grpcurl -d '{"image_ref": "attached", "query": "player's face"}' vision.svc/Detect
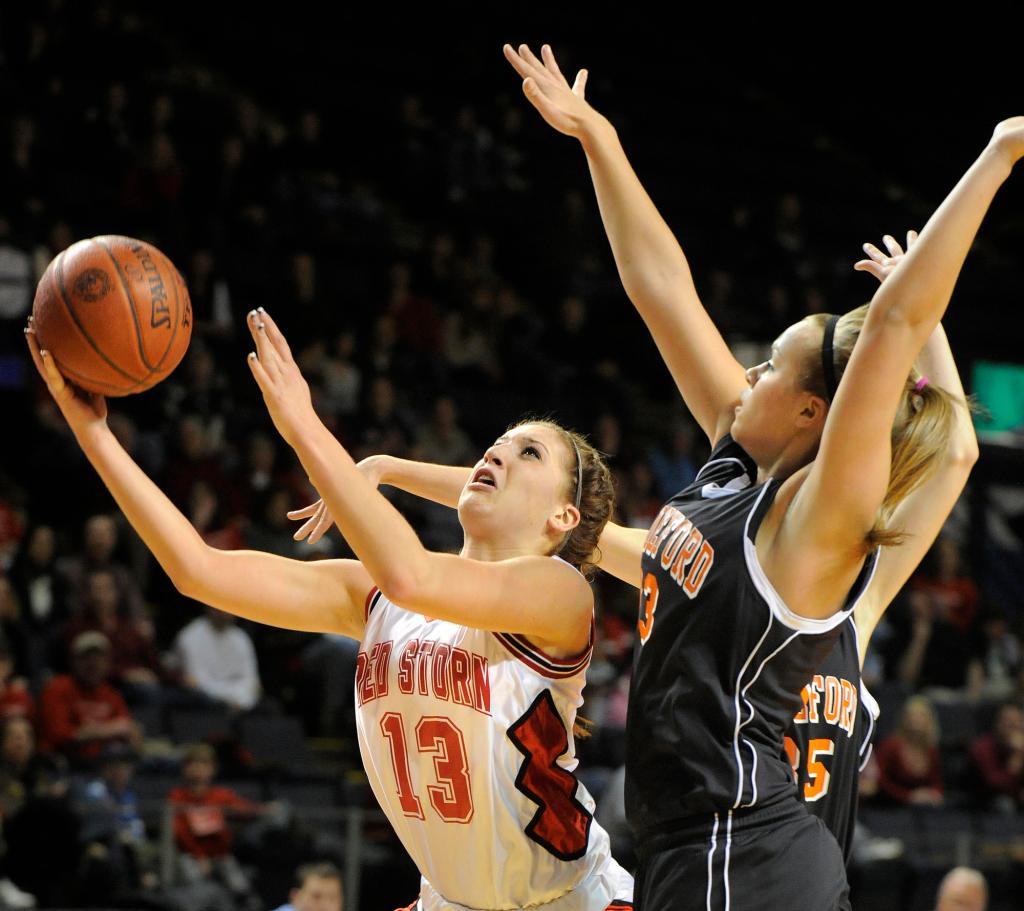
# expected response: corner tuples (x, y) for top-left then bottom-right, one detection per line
(731, 319), (823, 463)
(458, 423), (576, 546)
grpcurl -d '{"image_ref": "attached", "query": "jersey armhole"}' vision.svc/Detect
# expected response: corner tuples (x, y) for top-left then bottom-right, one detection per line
(743, 484), (881, 634)
(493, 617), (595, 680)
(364, 586), (382, 620)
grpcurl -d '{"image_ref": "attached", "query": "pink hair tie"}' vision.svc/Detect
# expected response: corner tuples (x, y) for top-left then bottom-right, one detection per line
(914, 376), (930, 392)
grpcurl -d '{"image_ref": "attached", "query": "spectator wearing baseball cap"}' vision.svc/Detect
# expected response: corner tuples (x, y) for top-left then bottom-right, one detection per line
(38, 631), (141, 767)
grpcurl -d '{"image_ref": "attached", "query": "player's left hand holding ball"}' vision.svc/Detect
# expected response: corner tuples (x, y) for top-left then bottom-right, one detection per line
(246, 308), (319, 448)
(25, 317), (109, 444)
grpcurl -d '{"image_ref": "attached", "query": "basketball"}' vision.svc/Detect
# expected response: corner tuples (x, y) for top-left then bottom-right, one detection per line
(31, 235), (193, 396)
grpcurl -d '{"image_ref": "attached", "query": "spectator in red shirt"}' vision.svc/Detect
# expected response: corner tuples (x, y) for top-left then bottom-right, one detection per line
(875, 695), (944, 806)
(167, 742), (263, 907)
(970, 702), (1024, 813)
(0, 639), (33, 724)
(38, 631), (141, 766)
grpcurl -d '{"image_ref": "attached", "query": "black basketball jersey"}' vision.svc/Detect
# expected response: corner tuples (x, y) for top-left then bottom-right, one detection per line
(625, 435), (878, 840)
(784, 617), (880, 862)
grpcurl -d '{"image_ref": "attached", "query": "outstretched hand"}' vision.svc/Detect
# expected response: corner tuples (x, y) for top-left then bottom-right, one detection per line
(288, 455), (390, 543)
(503, 43), (594, 138)
(24, 318), (108, 439)
(245, 308), (319, 448)
(854, 231), (917, 284)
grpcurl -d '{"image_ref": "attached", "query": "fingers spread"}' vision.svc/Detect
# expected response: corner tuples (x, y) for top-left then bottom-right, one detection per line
(287, 503), (320, 520)
(906, 229), (919, 248)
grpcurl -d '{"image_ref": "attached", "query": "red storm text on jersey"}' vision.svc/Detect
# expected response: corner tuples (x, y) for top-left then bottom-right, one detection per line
(355, 638), (491, 715)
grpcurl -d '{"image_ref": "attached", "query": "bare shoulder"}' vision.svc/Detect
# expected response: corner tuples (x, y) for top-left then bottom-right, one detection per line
(512, 554), (593, 658)
(522, 552), (593, 601)
(758, 465), (870, 621)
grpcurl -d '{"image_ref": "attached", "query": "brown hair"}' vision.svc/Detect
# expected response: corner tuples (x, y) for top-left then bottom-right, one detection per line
(294, 861), (343, 890)
(508, 418), (615, 579)
(801, 305), (962, 550)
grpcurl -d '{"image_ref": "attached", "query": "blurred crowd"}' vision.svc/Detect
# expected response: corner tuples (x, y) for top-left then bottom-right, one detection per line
(0, 3), (1023, 910)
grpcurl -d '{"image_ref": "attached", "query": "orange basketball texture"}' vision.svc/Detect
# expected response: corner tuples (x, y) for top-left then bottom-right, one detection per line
(32, 236), (192, 395)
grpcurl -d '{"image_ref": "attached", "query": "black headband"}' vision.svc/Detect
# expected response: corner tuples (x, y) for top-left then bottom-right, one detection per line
(821, 315), (840, 404)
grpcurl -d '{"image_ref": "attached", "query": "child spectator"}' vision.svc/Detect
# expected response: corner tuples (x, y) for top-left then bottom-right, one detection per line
(167, 743), (263, 910)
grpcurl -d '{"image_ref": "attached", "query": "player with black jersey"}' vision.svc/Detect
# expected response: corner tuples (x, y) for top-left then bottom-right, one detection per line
(785, 234), (978, 862)
(504, 43), (1018, 911)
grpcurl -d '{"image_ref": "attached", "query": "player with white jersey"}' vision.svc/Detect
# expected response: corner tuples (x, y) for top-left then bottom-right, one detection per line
(357, 584), (630, 911)
(28, 306), (632, 911)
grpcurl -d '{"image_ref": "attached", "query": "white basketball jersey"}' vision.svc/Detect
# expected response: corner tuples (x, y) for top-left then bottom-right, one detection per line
(355, 582), (633, 911)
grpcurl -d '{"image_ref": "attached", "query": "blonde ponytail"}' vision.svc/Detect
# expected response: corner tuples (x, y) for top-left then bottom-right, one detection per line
(803, 305), (964, 550)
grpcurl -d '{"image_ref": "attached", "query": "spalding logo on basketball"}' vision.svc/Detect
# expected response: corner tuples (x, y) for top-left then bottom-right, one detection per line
(32, 236), (193, 396)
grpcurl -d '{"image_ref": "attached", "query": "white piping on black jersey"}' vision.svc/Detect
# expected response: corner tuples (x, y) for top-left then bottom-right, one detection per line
(742, 484), (880, 634)
(705, 813), (720, 911)
(734, 630), (801, 808)
(723, 810), (733, 911)
(694, 456), (754, 486)
(849, 614), (882, 772)
(857, 678), (881, 772)
(731, 613), (773, 809)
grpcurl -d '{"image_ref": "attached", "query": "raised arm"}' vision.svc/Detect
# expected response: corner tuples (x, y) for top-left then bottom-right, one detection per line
(849, 234), (979, 661)
(247, 310), (592, 656)
(503, 43), (747, 443)
(288, 456), (472, 544)
(777, 122), (1022, 612)
(26, 327), (371, 640)
(291, 454), (649, 589)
